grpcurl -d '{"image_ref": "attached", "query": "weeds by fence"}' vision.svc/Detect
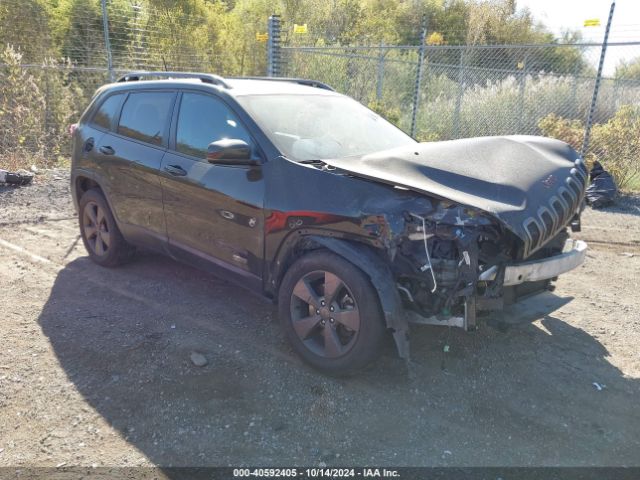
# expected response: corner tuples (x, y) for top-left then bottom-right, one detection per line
(281, 44), (637, 128)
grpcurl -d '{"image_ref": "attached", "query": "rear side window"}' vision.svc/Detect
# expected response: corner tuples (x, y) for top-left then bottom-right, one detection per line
(91, 93), (124, 130)
(117, 92), (175, 146)
(176, 93), (253, 159)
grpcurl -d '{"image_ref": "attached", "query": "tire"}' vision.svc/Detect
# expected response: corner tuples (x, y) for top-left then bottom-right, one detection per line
(78, 188), (135, 267)
(278, 250), (386, 375)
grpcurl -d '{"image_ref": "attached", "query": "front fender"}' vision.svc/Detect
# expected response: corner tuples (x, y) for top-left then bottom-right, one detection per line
(309, 236), (409, 359)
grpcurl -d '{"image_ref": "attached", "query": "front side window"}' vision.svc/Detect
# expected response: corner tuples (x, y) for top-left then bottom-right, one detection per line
(91, 93), (124, 130)
(176, 93), (253, 159)
(117, 92), (175, 146)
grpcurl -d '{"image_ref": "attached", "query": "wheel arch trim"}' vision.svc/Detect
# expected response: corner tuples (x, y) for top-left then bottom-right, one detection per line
(72, 170), (121, 225)
(306, 235), (409, 359)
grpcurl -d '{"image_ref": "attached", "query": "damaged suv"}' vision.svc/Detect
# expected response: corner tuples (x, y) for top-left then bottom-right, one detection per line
(71, 72), (588, 374)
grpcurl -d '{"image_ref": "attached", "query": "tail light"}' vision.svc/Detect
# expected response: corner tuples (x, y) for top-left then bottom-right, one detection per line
(68, 123), (78, 137)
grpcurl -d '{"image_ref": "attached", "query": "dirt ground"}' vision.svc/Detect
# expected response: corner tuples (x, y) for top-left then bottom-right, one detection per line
(0, 169), (639, 469)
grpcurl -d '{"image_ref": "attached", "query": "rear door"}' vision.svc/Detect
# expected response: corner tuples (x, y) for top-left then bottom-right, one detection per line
(74, 91), (125, 196)
(97, 90), (176, 248)
(160, 91), (265, 285)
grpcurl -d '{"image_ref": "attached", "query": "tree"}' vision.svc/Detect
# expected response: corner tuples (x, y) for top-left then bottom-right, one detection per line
(0, 0), (54, 62)
(615, 57), (640, 81)
(54, 0), (104, 66)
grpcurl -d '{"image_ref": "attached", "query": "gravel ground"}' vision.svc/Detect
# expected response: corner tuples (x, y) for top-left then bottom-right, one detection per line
(0, 169), (639, 469)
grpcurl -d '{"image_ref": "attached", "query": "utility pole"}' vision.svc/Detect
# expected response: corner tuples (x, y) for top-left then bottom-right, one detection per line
(267, 15), (282, 77)
(410, 15), (428, 138)
(101, 0), (114, 82)
(376, 43), (386, 101)
(582, 1), (615, 156)
(132, 2), (142, 70)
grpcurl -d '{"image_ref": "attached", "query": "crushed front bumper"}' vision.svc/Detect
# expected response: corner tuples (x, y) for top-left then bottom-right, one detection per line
(407, 239), (588, 332)
(479, 239), (588, 286)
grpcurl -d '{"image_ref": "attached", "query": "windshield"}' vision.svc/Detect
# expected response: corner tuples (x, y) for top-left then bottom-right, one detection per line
(236, 94), (416, 161)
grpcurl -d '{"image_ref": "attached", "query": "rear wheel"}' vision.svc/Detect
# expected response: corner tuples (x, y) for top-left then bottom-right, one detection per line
(278, 250), (386, 375)
(79, 188), (135, 267)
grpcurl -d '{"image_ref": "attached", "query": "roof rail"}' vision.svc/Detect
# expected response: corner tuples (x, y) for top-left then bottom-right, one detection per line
(231, 76), (335, 91)
(116, 71), (231, 89)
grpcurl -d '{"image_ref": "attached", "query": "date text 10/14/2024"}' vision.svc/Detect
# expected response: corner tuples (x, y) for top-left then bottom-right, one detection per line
(233, 468), (401, 478)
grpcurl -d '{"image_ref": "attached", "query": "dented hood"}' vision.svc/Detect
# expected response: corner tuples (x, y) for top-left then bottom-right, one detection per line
(322, 135), (587, 254)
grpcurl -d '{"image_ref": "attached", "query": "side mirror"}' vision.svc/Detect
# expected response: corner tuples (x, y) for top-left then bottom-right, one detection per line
(207, 139), (257, 165)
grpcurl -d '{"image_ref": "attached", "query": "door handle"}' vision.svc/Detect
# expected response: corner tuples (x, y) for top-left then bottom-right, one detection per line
(99, 145), (115, 155)
(164, 164), (187, 176)
(83, 138), (94, 153)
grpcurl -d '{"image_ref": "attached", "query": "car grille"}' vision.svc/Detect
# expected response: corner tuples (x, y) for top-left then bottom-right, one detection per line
(522, 158), (588, 258)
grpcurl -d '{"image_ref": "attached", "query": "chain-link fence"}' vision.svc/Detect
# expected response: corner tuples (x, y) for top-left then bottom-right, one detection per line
(278, 36), (640, 188)
(281, 42), (639, 130)
(1, 0), (639, 188)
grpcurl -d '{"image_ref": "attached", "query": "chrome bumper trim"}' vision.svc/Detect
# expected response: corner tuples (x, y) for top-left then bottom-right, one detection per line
(479, 240), (587, 286)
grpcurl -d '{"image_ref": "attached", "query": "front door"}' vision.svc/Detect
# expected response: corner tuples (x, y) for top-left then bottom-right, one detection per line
(160, 92), (265, 283)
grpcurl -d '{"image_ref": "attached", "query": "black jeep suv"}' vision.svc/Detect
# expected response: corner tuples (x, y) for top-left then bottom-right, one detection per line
(71, 72), (588, 374)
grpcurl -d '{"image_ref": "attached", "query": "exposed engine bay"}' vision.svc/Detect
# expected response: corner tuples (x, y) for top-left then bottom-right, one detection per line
(388, 200), (584, 332)
(393, 202), (568, 329)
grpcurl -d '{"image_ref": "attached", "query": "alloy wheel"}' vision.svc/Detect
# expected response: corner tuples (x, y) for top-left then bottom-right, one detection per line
(289, 270), (361, 358)
(82, 201), (111, 257)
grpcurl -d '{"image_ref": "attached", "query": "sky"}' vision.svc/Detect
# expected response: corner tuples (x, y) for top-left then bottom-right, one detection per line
(516, 0), (640, 75)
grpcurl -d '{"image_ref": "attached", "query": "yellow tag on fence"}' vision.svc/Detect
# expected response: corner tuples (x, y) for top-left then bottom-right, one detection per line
(293, 23), (308, 34)
(256, 32), (269, 42)
(583, 19), (601, 27)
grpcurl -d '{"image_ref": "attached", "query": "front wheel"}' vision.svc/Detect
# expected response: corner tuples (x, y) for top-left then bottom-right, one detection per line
(278, 250), (386, 375)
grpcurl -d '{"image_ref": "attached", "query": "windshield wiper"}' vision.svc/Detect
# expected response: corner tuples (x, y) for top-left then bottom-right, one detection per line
(299, 159), (326, 165)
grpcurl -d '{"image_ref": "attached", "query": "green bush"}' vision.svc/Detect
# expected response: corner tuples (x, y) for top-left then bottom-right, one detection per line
(538, 113), (584, 152)
(0, 45), (47, 168)
(0, 44), (87, 170)
(368, 100), (402, 127)
(36, 57), (87, 161)
(539, 106), (640, 190)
